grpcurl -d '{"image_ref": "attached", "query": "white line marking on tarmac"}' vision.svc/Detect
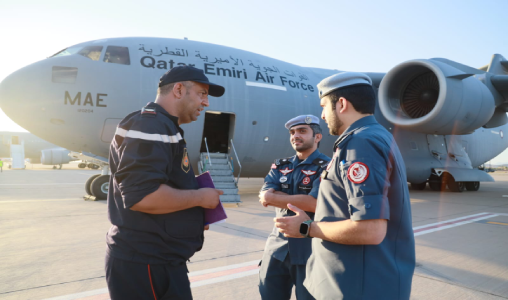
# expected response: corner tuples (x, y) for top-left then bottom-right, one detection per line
(413, 212), (498, 236)
(43, 288), (108, 300)
(43, 212), (501, 300)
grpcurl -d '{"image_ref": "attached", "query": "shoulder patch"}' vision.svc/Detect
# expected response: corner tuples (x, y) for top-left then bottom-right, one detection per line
(347, 162), (369, 184)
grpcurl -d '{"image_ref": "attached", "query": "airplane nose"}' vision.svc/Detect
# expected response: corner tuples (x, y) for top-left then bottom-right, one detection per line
(0, 69), (27, 128)
(0, 61), (56, 133)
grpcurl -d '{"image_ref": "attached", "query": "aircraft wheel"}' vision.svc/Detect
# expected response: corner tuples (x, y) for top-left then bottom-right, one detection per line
(92, 164), (100, 170)
(85, 174), (101, 196)
(91, 175), (110, 200)
(447, 177), (465, 193)
(428, 180), (442, 191)
(78, 163), (86, 168)
(53, 165), (57, 169)
(465, 181), (480, 191)
(411, 182), (427, 190)
(87, 163), (94, 168)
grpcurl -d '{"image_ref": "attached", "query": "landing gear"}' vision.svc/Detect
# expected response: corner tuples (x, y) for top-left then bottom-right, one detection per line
(52, 164), (62, 170)
(465, 181), (480, 191)
(78, 162), (86, 168)
(443, 173), (465, 193)
(428, 174), (444, 191)
(85, 174), (101, 196)
(90, 175), (110, 200)
(411, 182), (427, 190)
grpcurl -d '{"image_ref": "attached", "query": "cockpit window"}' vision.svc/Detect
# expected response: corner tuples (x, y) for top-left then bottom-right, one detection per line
(77, 46), (103, 61)
(50, 46), (82, 58)
(103, 46), (130, 65)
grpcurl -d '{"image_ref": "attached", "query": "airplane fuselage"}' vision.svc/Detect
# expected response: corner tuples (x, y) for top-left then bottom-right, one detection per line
(1, 37), (507, 182)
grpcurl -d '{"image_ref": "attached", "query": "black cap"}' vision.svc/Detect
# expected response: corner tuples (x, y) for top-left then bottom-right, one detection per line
(159, 66), (225, 97)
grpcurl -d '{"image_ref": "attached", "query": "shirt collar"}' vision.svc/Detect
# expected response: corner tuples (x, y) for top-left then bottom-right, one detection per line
(291, 149), (322, 166)
(334, 115), (377, 148)
(146, 102), (180, 125)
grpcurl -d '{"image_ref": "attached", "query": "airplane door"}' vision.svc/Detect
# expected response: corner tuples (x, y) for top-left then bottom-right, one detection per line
(200, 112), (235, 154)
(426, 134), (447, 161)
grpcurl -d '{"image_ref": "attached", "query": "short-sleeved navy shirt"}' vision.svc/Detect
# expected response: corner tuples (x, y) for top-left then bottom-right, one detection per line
(106, 102), (204, 265)
(261, 149), (330, 265)
(304, 116), (415, 299)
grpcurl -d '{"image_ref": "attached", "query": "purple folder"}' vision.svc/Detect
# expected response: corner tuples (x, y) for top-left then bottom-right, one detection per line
(196, 171), (228, 225)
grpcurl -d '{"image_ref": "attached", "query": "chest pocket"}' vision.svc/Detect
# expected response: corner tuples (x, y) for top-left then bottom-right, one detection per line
(280, 172), (293, 193)
(338, 160), (352, 183)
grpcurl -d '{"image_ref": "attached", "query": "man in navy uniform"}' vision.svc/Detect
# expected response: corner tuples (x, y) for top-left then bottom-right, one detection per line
(258, 115), (330, 300)
(275, 72), (415, 299)
(105, 66), (225, 300)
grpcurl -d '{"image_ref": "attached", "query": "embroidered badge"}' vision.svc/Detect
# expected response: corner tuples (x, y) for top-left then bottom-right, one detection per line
(280, 176), (288, 183)
(279, 167), (294, 176)
(347, 162), (369, 184)
(302, 176), (311, 185)
(302, 170), (317, 176)
(181, 148), (190, 173)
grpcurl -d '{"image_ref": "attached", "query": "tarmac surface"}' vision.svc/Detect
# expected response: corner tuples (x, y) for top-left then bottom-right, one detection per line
(1, 162), (508, 299)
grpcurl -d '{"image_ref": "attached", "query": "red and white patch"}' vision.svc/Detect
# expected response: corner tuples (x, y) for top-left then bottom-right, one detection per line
(302, 176), (311, 185)
(271, 163), (277, 169)
(347, 162), (369, 184)
(301, 170), (317, 176)
(279, 167), (294, 176)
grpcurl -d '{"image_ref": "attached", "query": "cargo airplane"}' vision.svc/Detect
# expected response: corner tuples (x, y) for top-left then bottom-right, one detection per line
(1, 37), (507, 199)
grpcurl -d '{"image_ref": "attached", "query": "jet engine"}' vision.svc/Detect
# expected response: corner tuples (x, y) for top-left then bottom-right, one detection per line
(40, 148), (71, 165)
(378, 59), (496, 135)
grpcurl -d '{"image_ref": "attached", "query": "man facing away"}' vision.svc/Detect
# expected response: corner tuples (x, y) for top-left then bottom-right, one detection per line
(275, 72), (415, 300)
(258, 115), (330, 300)
(105, 66), (225, 300)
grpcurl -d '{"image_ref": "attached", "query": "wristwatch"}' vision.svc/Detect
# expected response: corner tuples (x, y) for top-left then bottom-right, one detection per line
(299, 219), (314, 238)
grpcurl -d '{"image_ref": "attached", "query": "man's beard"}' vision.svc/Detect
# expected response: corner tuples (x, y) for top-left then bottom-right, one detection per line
(292, 137), (315, 152)
(328, 112), (343, 136)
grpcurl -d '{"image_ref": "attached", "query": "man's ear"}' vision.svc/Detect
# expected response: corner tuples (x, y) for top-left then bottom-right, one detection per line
(315, 133), (323, 144)
(337, 97), (348, 114)
(173, 82), (185, 99)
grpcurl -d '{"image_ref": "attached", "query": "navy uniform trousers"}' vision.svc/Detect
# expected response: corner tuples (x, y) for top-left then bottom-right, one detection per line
(105, 252), (192, 300)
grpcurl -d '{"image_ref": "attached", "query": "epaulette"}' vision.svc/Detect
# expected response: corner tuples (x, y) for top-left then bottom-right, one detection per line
(274, 157), (292, 166)
(312, 157), (330, 169)
(141, 104), (157, 117)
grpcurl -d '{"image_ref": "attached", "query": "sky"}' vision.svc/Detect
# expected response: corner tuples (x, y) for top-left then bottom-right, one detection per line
(1, 0), (507, 162)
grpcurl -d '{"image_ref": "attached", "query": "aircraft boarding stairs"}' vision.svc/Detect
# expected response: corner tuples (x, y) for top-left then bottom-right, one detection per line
(198, 152), (241, 205)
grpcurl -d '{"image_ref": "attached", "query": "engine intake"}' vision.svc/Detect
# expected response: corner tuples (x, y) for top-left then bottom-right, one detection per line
(41, 148), (71, 165)
(379, 59), (495, 135)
